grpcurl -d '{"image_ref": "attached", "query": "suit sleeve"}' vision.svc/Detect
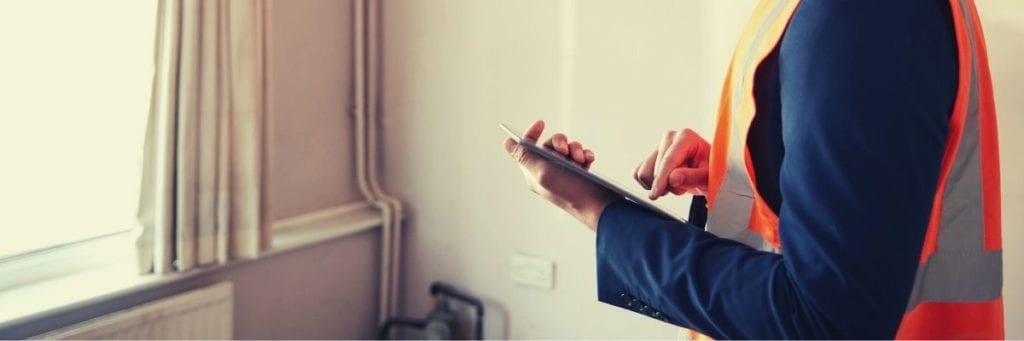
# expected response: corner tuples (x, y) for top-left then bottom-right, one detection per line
(594, 1), (957, 339)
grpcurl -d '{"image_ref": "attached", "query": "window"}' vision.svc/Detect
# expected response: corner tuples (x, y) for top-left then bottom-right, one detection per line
(0, 1), (157, 260)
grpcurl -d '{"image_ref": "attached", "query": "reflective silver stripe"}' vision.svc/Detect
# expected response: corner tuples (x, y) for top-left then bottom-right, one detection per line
(730, 0), (789, 120)
(709, 183), (760, 248)
(905, 251), (1002, 311)
(706, 0), (787, 252)
(904, 0), (1001, 311)
(706, 101), (760, 247)
(939, 0), (984, 253)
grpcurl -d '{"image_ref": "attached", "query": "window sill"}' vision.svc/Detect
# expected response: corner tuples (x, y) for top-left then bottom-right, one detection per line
(0, 256), (149, 328)
(0, 201), (385, 335)
(0, 230), (139, 322)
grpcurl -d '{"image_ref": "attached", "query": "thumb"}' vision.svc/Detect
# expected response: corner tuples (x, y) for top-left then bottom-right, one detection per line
(668, 167), (708, 192)
(504, 137), (535, 166)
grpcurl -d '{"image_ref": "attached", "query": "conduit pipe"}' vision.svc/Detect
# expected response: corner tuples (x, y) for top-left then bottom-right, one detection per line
(353, 0), (404, 324)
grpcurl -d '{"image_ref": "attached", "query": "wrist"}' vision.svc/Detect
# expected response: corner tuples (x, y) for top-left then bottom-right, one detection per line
(565, 190), (617, 232)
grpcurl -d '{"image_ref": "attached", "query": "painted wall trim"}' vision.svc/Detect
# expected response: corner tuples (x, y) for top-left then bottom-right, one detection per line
(270, 201), (385, 252)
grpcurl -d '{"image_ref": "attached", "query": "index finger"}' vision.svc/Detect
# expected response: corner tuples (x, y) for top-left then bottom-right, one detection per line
(650, 134), (695, 199)
(523, 119), (545, 143)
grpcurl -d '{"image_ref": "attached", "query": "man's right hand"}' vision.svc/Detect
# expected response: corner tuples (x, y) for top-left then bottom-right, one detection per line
(633, 129), (711, 199)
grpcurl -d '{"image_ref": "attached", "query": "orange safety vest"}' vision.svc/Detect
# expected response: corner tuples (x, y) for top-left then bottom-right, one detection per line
(693, 0), (1004, 339)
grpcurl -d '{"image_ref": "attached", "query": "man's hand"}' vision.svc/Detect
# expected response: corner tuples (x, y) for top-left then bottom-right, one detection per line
(503, 119), (618, 231)
(634, 129), (711, 199)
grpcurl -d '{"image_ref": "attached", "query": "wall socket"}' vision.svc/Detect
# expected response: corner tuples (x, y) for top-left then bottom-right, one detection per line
(509, 253), (555, 290)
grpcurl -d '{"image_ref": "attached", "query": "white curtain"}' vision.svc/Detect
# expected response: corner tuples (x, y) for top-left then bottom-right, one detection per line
(137, 0), (266, 274)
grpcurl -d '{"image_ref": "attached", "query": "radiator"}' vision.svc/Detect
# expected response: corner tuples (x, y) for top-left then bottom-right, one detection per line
(38, 282), (234, 340)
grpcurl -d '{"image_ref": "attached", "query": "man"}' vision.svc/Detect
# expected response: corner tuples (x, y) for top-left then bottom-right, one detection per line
(502, 0), (1003, 339)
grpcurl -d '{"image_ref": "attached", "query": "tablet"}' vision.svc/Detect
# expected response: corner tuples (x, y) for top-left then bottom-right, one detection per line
(500, 123), (687, 223)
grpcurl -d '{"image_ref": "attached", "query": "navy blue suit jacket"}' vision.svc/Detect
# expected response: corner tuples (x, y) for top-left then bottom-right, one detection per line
(595, 1), (957, 339)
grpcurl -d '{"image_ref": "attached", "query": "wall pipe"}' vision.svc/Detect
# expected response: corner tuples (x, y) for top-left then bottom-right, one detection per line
(353, 0), (404, 324)
(368, 0), (405, 319)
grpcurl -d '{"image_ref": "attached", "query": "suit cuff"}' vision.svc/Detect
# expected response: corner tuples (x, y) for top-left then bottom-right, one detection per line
(595, 199), (674, 324)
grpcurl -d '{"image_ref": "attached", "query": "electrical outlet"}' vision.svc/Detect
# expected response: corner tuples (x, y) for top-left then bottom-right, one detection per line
(509, 253), (555, 290)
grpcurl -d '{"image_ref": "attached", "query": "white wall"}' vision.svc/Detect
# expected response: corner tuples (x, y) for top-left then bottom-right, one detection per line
(382, 0), (1024, 338)
(976, 1), (1024, 337)
(382, 1), (707, 339)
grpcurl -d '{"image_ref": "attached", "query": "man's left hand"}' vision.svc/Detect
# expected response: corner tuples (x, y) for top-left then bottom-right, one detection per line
(502, 119), (617, 231)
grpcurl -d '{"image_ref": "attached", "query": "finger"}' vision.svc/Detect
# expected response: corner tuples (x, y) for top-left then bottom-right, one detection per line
(503, 137), (517, 154)
(651, 132), (675, 179)
(543, 133), (568, 155)
(668, 166), (710, 195)
(649, 131), (677, 198)
(504, 137), (530, 166)
(523, 119), (545, 142)
(583, 150), (595, 170)
(547, 133), (569, 155)
(635, 149), (657, 190)
(650, 135), (685, 199)
(651, 130), (698, 199)
(569, 141), (585, 164)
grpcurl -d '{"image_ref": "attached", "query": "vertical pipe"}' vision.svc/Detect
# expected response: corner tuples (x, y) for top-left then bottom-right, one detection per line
(354, 0), (403, 324)
(352, 0), (387, 323)
(365, 0), (404, 319)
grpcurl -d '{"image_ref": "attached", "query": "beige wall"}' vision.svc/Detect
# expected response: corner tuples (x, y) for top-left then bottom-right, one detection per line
(254, 0), (381, 337)
(210, 230), (380, 339)
(266, 0), (362, 221)
(382, 0), (1024, 338)
(227, 231), (380, 339)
